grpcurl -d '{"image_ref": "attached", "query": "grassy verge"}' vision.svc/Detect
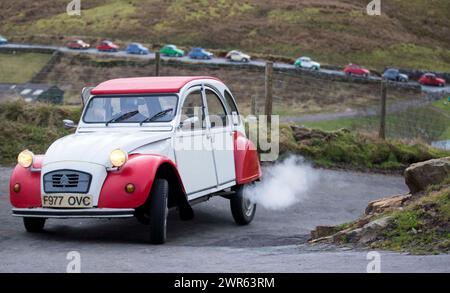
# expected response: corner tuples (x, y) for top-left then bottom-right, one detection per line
(0, 101), (81, 165)
(0, 52), (52, 83)
(279, 125), (450, 171)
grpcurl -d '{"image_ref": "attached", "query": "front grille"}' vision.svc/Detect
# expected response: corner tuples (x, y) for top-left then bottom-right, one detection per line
(43, 170), (91, 193)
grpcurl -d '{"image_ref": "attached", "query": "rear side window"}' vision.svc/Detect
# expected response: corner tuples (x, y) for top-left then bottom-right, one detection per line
(224, 90), (240, 124)
(205, 89), (227, 128)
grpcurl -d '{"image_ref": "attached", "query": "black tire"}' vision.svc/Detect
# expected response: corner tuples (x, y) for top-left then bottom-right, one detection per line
(230, 184), (256, 225)
(23, 217), (46, 232)
(148, 178), (169, 244)
(242, 58), (249, 63)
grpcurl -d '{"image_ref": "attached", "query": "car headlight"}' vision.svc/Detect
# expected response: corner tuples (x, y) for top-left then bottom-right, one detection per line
(17, 150), (34, 168)
(110, 149), (127, 168)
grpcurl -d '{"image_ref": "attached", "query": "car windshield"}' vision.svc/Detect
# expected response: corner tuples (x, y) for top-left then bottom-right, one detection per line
(83, 95), (178, 124)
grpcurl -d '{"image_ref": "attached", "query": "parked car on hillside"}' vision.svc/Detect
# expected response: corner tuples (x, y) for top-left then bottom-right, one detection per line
(226, 50), (251, 62)
(160, 44), (184, 57)
(66, 39), (90, 50)
(382, 68), (408, 82)
(188, 47), (213, 60)
(418, 73), (446, 87)
(344, 64), (370, 77)
(126, 43), (149, 55)
(96, 40), (119, 52)
(9, 76), (261, 244)
(294, 56), (320, 70)
(0, 35), (8, 45)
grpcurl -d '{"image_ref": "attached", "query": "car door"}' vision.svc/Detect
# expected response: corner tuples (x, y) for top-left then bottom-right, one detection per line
(204, 87), (236, 186)
(174, 87), (217, 197)
(302, 58), (311, 68)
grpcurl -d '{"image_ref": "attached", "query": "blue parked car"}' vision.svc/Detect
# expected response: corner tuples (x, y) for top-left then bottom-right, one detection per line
(0, 35), (8, 45)
(188, 47), (213, 59)
(126, 43), (150, 55)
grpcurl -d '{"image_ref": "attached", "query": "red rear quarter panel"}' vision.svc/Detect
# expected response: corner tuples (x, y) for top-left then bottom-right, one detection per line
(233, 131), (262, 184)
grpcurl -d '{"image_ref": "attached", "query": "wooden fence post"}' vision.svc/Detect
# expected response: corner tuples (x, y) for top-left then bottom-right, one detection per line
(251, 95), (257, 116)
(155, 51), (160, 76)
(264, 61), (273, 125)
(379, 80), (387, 139)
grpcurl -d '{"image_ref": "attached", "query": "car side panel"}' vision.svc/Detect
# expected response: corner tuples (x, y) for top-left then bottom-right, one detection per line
(98, 154), (185, 208)
(10, 156), (44, 208)
(233, 131), (261, 184)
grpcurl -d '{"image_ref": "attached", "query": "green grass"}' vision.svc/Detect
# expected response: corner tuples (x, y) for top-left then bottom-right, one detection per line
(300, 103), (450, 141)
(11, 1), (138, 37)
(376, 185), (450, 254)
(353, 44), (450, 72)
(0, 101), (81, 165)
(279, 125), (450, 171)
(0, 52), (52, 83)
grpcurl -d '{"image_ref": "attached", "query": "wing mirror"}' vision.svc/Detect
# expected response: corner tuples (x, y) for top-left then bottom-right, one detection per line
(63, 119), (77, 129)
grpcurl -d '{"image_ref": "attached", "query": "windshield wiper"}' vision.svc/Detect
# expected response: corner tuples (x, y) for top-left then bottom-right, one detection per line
(106, 110), (139, 126)
(139, 108), (173, 126)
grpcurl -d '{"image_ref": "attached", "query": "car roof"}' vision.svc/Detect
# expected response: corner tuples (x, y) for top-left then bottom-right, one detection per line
(91, 76), (222, 95)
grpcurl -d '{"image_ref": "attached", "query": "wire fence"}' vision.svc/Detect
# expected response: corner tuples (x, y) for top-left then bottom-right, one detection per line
(1, 49), (449, 147)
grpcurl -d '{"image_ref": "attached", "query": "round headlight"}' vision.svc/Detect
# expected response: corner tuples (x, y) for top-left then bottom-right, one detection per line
(110, 149), (127, 168)
(17, 150), (34, 168)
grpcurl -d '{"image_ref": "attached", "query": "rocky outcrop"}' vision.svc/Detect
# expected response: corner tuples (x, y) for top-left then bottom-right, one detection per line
(365, 193), (412, 215)
(310, 157), (450, 248)
(404, 157), (450, 193)
(310, 216), (393, 246)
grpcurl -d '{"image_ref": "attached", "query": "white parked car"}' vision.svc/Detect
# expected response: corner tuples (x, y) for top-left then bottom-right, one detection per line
(10, 76), (262, 244)
(294, 56), (320, 70)
(226, 50), (251, 62)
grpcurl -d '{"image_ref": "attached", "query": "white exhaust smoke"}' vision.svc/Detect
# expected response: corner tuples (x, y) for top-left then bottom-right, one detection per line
(244, 156), (319, 210)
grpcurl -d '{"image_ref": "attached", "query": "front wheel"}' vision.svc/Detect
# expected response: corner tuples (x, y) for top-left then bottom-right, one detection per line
(230, 184), (256, 225)
(148, 178), (169, 244)
(23, 217), (46, 232)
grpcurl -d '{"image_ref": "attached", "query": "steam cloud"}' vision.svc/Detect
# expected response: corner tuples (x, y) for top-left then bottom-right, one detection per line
(244, 156), (319, 210)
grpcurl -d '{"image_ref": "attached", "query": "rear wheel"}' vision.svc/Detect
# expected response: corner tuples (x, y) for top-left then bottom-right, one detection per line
(230, 184), (256, 225)
(23, 217), (46, 232)
(148, 178), (169, 244)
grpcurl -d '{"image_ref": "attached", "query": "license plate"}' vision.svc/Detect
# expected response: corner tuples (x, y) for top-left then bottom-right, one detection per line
(42, 194), (93, 208)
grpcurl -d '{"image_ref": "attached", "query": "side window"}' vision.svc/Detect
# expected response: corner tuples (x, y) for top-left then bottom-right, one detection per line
(205, 89), (227, 128)
(224, 90), (240, 124)
(181, 90), (205, 130)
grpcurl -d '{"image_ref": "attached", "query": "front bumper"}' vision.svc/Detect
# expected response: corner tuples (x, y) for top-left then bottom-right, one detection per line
(12, 208), (135, 219)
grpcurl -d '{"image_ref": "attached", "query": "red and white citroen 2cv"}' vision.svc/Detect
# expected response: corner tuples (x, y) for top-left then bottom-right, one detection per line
(10, 76), (261, 244)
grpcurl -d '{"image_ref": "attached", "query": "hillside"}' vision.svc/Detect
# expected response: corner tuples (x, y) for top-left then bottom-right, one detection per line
(1, 0), (450, 72)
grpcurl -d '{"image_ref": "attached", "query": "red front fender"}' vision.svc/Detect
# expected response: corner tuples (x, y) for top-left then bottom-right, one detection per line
(10, 156), (43, 208)
(98, 154), (185, 208)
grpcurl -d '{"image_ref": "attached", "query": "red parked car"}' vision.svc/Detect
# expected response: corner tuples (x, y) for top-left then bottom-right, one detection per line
(96, 40), (119, 52)
(344, 64), (370, 77)
(66, 39), (90, 50)
(418, 73), (446, 87)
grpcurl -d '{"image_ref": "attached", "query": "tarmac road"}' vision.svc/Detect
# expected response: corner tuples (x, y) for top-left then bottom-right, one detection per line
(2, 43), (450, 94)
(0, 166), (449, 272)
